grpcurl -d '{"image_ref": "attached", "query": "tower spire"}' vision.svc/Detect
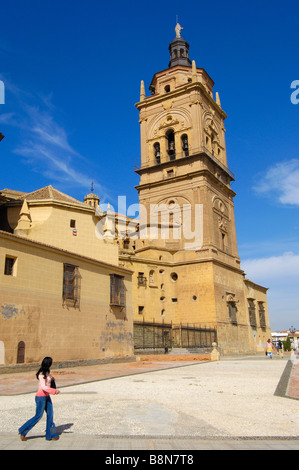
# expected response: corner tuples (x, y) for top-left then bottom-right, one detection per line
(140, 80), (146, 101)
(169, 23), (191, 68)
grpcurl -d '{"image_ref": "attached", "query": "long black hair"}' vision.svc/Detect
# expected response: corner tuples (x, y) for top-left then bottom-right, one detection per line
(36, 357), (53, 380)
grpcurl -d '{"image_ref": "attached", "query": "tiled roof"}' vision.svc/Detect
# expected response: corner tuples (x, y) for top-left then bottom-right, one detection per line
(0, 188), (28, 200)
(1, 185), (93, 209)
(21, 185), (86, 206)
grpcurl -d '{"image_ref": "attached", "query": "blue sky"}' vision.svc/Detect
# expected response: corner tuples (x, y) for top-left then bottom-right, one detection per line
(0, 0), (298, 331)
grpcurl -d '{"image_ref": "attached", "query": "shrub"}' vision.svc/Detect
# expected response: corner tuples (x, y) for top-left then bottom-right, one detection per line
(283, 338), (292, 351)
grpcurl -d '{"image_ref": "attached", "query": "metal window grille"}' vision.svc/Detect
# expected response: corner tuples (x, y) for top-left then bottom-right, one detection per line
(63, 264), (80, 307)
(4, 257), (15, 276)
(248, 300), (257, 327)
(228, 301), (238, 324)
(137, 273), (147, 287)
(258, 302), (266, 329)
(110, 274), (125, 307)
(133, 320), (217, 350)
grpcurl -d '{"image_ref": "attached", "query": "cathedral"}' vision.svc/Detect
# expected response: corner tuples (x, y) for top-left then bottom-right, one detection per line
(0, 25), (270, 366)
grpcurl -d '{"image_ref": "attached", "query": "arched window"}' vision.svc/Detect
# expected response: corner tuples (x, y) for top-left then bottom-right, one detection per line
(149, 270), (155, 285)
(166, 130), (175, 161)
(181, 134), (189, 156)
(153, 142), (161, 164)
(17, 341), (25, 364)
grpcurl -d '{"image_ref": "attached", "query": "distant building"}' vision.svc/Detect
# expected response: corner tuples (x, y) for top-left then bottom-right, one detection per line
(272, 330), (298, 349)
(271, 332), (289, 348)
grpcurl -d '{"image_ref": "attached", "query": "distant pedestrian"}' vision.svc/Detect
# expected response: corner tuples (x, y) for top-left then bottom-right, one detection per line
(18, 357), (60, 441)
(266, 339), (273, 359)
(277, 340), (284, 359)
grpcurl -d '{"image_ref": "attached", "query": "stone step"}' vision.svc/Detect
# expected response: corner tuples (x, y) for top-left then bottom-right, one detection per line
(169, 347), (211, 355)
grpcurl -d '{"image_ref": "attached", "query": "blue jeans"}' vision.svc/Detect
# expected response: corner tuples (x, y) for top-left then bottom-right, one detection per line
(19, 396), (58, 440)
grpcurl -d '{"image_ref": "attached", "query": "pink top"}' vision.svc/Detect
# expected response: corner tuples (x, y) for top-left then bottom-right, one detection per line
(36, 373), (59, 397)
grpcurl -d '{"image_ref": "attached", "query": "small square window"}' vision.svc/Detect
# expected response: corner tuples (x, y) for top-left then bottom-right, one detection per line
(138, 306), (144, 315)
(137, 272), (147, 286)
(4, 256), (16, 276)
(70, 219), (76, 228)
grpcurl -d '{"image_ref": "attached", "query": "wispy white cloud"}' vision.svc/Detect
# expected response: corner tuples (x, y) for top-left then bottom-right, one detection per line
(1, 76), (110, 200)
(250, 160), (299, 328)
(254, 159), (299, 206)
(23, 105), (80, 156)
(14, 106), (98, 190)
(15, 142), (93, 189)
(0, 112), (18, 126)
(239, 237), (299, 259)
(37, 91), (56, 110)
(242, 251), (299, 281)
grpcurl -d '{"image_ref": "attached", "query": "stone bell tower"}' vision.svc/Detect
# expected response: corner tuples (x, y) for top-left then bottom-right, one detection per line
(135, 24), (239, 269)
(127, 24), (270, 355)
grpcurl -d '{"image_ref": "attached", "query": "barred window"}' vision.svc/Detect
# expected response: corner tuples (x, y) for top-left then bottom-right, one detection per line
(248, 299), (257, 328)
(63, 264), (80, 307)
(228, 301), (237, 324)
(258, 302), (266, 329)
(110, 274), (125, 307)
(4, 256), (16, 276)
(137, 272), (147, 287)
(123, 239), (130, 250)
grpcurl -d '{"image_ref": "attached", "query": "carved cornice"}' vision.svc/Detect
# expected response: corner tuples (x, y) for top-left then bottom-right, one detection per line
(135, 82), (227, 120)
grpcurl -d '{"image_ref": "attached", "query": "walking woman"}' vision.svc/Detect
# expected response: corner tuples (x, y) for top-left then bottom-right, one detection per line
(266, 339), (273, 359)
(18, 357), (60, 441)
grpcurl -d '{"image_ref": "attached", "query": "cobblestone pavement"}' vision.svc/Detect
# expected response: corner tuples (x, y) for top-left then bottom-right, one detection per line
(0, 355), (298, 450)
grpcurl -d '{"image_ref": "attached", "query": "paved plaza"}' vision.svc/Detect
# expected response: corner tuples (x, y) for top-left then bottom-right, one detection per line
(0, 355), (298, 450)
